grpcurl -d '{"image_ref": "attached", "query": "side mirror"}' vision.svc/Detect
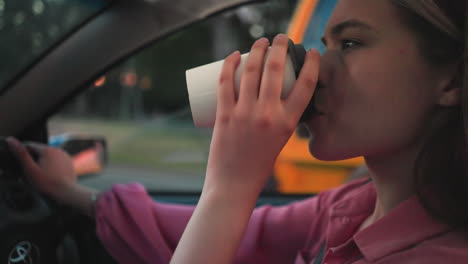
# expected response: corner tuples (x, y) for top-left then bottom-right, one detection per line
(49, 134), (108, 177)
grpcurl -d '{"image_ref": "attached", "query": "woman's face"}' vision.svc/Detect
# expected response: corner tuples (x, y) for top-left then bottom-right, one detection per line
(306, 0), (445, 161)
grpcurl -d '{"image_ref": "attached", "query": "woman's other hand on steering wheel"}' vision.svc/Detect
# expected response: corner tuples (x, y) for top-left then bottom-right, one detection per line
(6, 137), (76, 200)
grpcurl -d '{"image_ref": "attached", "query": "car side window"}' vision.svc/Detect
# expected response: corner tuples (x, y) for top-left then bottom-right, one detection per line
(49, 1), (297, 193)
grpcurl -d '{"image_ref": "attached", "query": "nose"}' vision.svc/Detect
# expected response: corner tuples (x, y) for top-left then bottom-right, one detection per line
(317, 51), (336, 85)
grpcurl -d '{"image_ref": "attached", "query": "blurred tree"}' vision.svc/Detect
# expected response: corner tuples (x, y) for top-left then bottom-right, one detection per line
(129, 0), (299, 115)
(12, 0), (298, 120)
(0, 0), (107, 91)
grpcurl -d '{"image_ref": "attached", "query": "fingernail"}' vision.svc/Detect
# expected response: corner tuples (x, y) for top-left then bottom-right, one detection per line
(307, 49), (319, 57)
(6, 137), (17, 145)
(230, 50), (240, 57)
(6, 137), (20, 150)
(257, 38), (269, 44)
(276, 34), (288, 40)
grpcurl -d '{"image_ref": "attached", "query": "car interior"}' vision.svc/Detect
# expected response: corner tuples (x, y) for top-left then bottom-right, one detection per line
(0, 0), (313, 263)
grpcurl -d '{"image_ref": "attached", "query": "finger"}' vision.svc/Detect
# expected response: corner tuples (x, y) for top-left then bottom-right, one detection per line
(24, 143), (48, 162)
(238, 38), (269, 106)
(24, 142), (48, 154)
(258, 34), (289, 102)
(6, 137), (40, 173)
(217, 51), (241, 120)
(285, 49), (320, 119)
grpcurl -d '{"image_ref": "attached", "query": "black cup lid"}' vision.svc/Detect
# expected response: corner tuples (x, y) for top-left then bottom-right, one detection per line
(287, 39), (306, 78)
(286, 39), (318, 122)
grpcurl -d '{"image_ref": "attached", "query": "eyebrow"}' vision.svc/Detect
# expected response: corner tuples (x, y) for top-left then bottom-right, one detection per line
(321, 19), (377, 46)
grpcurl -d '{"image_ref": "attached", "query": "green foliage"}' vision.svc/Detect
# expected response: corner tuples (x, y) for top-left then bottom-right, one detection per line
(0, 0), (107, 90)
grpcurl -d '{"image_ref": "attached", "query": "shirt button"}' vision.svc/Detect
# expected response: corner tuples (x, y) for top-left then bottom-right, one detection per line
(341, 217), (350, 224)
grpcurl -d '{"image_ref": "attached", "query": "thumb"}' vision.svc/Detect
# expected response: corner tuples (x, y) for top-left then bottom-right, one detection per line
(6, 137), (40, 174)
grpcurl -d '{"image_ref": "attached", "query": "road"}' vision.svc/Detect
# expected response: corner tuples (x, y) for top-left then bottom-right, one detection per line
(78, 165), (205, 192)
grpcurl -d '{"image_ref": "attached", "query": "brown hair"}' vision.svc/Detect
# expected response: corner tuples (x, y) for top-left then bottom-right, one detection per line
(390, 0), (468, 232)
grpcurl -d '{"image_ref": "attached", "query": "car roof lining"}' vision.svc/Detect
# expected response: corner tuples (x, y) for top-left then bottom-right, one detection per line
(0, 0), (266, 136)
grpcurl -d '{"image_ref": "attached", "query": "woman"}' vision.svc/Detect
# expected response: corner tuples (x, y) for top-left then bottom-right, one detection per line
(7, 0), (468, 263)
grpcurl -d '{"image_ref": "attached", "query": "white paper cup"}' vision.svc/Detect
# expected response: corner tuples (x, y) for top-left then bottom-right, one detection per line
(186, 40), (308, 127)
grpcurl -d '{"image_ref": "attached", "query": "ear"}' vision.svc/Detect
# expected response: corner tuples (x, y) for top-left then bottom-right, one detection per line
(436, 65), (462, 107)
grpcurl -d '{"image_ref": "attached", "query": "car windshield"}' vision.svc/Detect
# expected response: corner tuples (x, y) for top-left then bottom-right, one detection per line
(0, 0), (110, 92)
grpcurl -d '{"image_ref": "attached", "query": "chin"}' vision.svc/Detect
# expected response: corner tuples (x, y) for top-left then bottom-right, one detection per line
(308, 137), (360, 161)
(308, 138), (337, 161)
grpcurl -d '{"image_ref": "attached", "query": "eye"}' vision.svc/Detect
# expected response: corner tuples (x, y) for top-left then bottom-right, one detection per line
(341, 39), (360, 50)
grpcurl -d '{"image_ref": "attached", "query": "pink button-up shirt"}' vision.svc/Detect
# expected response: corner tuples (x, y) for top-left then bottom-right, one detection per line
(96, 178), (468, 263)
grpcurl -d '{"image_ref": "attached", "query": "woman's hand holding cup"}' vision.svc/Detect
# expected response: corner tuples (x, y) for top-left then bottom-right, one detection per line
(204, 34), (320, 200)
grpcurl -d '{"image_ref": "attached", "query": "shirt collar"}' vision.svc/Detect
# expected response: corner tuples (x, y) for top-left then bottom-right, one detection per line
(353, 194), (450, 262)
(329, 180), (376, 217)
(325, 180), (376, 249)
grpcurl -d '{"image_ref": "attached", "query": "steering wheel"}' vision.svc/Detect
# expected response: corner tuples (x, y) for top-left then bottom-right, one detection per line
(0, 139), (88, 264)
(0, 138), (117, 264)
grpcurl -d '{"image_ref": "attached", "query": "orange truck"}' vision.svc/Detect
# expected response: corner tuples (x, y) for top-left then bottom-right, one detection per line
(273, 0), (365, 194)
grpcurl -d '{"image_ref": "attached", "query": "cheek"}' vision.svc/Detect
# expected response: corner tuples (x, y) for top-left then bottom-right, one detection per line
(349, 46), (433, 115)
(354, 54), (433, 150)
(310, 48), (435, 160)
